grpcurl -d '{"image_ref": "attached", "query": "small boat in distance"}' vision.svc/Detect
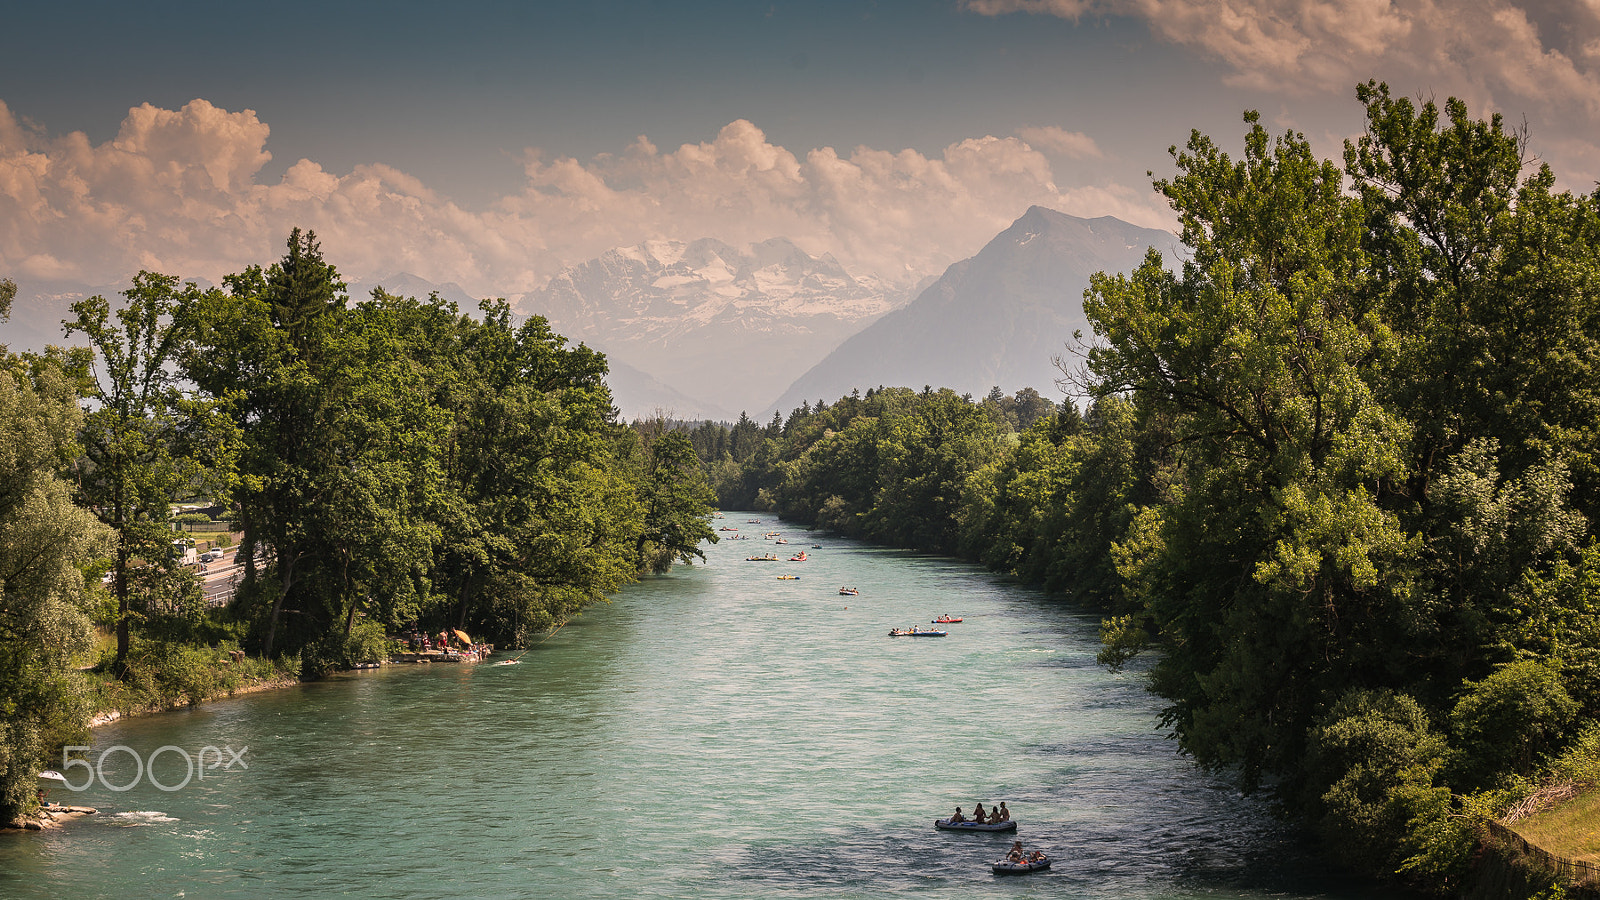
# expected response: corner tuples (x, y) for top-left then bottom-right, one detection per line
(839, 587), (859, 596)
(889, 628), (947, 637)
(933, 615), (962, 624)
(747, 554), (779, 561)
(788, 552), (808, 561)
(777, 575), (800, 580)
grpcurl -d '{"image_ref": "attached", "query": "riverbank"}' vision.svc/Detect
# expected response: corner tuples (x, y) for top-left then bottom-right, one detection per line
(88, 671), (303, 728)
(2, 805), (99, 833)
(1468, 820), (1600, 900)
(85, 644), (498, 728)
(1461, 784), (1600, 899)
(82, 643), (303, 730)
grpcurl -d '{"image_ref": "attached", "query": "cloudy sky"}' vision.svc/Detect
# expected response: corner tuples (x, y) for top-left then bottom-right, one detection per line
(3, 0), (1597, 301)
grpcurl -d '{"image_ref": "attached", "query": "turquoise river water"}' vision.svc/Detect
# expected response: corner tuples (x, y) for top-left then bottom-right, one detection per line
(0, 515), (1414, 899)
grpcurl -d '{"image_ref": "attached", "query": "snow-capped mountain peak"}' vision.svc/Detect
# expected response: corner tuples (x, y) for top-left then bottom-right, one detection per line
(516, 237), (917, 416)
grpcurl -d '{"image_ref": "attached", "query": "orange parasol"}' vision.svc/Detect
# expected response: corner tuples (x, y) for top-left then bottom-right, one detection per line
(453, 629), (471, 647)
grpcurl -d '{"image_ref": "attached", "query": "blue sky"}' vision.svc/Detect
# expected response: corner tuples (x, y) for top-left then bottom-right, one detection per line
(6, 2), (1241, 202)
(2, 0), (1596, 297)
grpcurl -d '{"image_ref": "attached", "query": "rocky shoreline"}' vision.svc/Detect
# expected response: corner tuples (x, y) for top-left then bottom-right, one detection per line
(2, 805), (98, 833)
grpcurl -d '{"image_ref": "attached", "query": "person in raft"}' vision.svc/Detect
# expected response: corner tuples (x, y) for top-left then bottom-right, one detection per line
(987, 805), (1003, 825)
(1007, 840), (1025, 862)
(997, 801), (1010, 822)
(949, 807), (966, 824)
(972, 802), (986, 823)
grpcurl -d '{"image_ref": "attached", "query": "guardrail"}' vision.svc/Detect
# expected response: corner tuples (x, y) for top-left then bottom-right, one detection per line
(1486, 819), (1600, 889)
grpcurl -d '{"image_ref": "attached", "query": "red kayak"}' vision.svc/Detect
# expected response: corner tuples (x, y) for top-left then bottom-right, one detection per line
(933, 616), (963, 624)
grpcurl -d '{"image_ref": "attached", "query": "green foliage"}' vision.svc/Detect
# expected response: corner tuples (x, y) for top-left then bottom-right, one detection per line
(89, 637), (295, 715)
(300, 618), (392, 679)
(1065, 83), (1600, 889)
(1306, 690), (1449, 873)
(1450, 660), (1579, 790)
(66, 272), (238, 672)
(1545, 721), (1600, 787)
(170, 232), (717, 658)
(1096, 614), (1148, 670)
(626, 425), (718, 574)
(4, 227), (723, 772)
(0, 340), (111, 823)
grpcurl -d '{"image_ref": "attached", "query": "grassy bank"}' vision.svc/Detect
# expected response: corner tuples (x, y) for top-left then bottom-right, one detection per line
(1515, 788), (1600, 864)
(1471, 728), (1600, 898)
(82, 640), (301, 725)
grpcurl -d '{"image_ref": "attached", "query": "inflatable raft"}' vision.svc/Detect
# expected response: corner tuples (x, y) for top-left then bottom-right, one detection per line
(935, 817), (1017, 833)
(992, 855), (1050, 875)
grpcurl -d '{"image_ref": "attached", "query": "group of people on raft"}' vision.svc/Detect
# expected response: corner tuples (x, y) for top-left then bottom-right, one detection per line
(1004, 840), (1047, 865)
(947, 801), (1009, 825)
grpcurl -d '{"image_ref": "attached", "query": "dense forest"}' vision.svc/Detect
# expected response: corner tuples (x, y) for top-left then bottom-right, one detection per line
(681, 85), (1600, 892)
(0, 232), (718, 823)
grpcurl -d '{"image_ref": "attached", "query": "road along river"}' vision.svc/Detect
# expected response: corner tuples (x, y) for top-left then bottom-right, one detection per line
(0, 515), (1414, 899)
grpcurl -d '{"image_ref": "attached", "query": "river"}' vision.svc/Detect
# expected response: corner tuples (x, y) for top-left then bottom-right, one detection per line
(1, 515), (1412, 899)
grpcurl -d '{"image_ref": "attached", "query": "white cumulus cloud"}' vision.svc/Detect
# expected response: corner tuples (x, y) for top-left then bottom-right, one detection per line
(1016, 126), (1104, 159)
(0, 100), (1173, 299)
(965, 0), (1600, 186)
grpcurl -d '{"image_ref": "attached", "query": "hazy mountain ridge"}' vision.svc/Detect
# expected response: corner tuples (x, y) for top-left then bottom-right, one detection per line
(1, 277), (228, 353)
(1, 281), (96, 352)
(765, 206), (1177, 415)
(346, 273), (482, 311)
(3, 273), (472, 355)
(516, 236), (922, 418)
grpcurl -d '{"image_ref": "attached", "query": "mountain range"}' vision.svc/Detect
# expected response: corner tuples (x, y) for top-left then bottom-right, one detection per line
(0, 279), (105, 352)
(512, 237), (921, 419)
(766, 207), (1176, 415)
